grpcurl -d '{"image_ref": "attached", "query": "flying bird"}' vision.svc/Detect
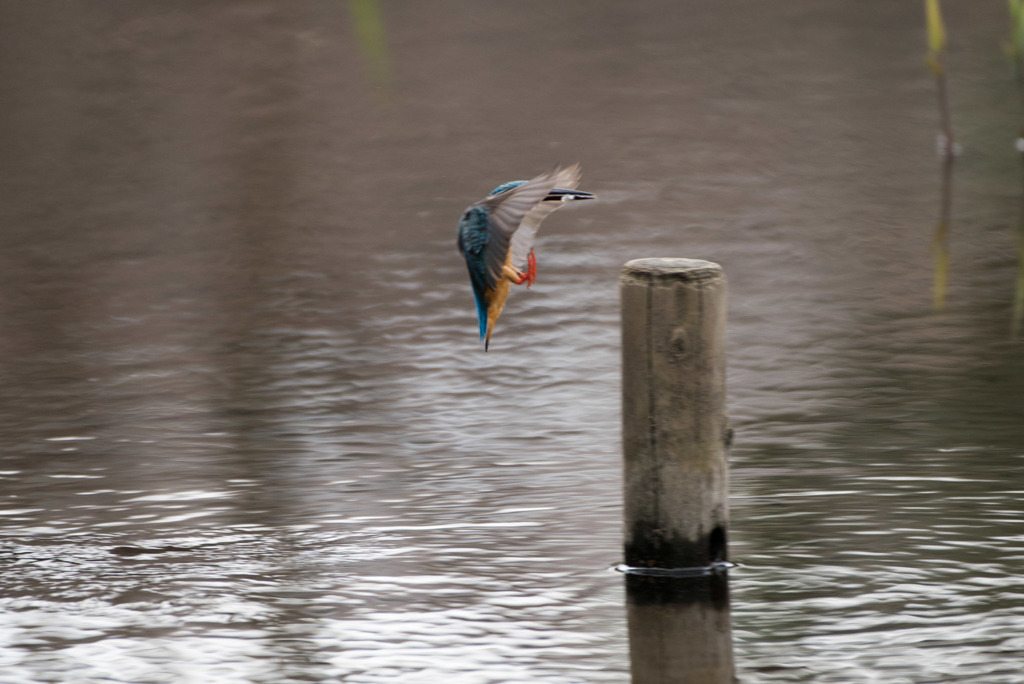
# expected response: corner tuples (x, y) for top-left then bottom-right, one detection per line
(456, 164), (595, 350)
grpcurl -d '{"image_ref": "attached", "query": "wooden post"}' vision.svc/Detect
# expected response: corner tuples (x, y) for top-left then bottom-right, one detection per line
(620, 258), (729, 569)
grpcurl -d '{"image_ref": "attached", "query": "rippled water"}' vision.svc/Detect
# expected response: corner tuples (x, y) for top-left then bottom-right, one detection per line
(2, 1), (1024, 682)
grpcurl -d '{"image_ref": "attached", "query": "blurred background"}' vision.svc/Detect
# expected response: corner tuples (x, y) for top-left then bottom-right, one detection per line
(2, 1), (1024, 682)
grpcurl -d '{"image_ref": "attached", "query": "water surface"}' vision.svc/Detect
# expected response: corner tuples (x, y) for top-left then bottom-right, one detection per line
(2, 1), (1024, 682)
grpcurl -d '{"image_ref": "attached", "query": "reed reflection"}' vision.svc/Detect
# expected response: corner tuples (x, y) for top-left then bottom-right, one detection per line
(349, 0), (394, 97)
(926, 0), (954, 312)
(1014, 195), (1024, 337)
(1011, 1), (1024, 336)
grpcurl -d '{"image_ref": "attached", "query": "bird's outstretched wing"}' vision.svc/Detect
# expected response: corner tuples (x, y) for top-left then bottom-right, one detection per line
(507, 164), (581, 272)
(477, 164), (580, 287)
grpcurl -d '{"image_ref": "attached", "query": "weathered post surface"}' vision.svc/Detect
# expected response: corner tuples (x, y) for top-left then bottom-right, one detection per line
(620, 258), (729, 570)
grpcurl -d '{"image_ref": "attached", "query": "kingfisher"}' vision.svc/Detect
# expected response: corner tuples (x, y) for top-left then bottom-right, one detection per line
(456, 164), (595, 350)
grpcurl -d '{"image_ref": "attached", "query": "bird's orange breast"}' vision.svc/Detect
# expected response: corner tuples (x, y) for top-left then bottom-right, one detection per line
(483, 250), (519, 347)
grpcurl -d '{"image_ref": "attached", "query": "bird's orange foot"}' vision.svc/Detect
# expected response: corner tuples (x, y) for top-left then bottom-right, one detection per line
(513, 251), (538, 288)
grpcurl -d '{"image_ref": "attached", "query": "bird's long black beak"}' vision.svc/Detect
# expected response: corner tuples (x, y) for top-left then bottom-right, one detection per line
(545, 188), (597, 202)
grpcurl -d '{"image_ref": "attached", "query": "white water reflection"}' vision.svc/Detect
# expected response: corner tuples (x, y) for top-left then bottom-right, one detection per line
(2, 528), (623, 683)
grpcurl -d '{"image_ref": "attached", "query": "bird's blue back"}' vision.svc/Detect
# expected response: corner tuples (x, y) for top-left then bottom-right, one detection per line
(488, 180), (527, 196)
(457, 206), (493, 339)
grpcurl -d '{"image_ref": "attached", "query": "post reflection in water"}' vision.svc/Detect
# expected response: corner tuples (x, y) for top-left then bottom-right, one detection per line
(625, 572), (735, 684)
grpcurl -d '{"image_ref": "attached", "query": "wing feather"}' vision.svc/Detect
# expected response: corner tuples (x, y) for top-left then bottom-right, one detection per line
(481, 164), (581, 281)
(508, 164), (581, 270)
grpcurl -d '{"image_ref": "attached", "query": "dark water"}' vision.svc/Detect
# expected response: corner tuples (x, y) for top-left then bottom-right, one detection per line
(2, 1), (1024, 682)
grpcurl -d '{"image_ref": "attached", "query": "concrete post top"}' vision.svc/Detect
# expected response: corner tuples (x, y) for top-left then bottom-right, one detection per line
(621, 258), (724, 283)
